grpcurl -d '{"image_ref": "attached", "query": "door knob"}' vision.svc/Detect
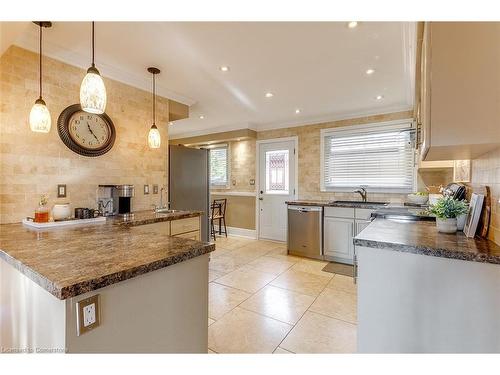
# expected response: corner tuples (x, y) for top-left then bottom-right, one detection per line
(259, 197), (263, 200)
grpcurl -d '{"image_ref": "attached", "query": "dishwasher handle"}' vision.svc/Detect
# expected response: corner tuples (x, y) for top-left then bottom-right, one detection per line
(287, 205), (323, 212)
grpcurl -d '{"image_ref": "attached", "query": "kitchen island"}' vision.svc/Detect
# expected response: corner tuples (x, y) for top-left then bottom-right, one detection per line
(354, 219), (500, 353)
(0, 210), (213, 353)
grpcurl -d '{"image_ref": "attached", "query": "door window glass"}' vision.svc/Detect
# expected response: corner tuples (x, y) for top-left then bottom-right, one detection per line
(265, 149), (289, 194)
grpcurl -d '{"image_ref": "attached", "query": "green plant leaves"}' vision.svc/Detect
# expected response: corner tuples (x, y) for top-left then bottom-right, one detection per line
(427, 196), (468, 219)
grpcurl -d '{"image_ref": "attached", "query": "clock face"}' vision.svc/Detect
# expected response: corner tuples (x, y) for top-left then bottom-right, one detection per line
(68, 112), (111, 150)
(57, 104), (116, 157)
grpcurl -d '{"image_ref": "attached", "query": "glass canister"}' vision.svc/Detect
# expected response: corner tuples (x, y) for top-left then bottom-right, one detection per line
(34, 194), (50, 223)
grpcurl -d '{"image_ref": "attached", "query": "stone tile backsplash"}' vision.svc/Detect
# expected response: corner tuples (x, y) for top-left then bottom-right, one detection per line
(0, 46), (169, 223)
(471, 147), (500, 245)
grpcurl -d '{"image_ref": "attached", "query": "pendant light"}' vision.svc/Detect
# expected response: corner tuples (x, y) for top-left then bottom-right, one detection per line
(147, 67), (161, 149)
(80, 22), (107, 114)
(29, 21), (52, 133)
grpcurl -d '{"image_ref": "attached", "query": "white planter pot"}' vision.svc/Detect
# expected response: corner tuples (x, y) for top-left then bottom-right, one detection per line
(436, 218), (457, 233)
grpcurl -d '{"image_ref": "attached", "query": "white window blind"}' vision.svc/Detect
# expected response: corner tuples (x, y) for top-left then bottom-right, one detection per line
(321, 121), (415, 192)
(209, 145), (229, 187)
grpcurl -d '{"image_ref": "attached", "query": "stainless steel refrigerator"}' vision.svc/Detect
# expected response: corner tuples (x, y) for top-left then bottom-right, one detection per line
(168, 145), (210, 242)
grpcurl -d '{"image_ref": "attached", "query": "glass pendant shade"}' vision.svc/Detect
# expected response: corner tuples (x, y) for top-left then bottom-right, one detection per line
(148, 124), (161, 149)
(30, 21), (52, 133)
(147, 67), (161, 149)
(80, 67), (107, 114)
(29, 98), (51, 133)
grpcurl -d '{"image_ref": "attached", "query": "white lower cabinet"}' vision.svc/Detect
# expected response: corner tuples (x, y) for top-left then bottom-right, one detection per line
(323, 217), (354, 262)
(323, 207), (374, 265)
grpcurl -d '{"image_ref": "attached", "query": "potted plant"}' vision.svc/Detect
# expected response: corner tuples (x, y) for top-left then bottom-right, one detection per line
(428, 196), (468, 233)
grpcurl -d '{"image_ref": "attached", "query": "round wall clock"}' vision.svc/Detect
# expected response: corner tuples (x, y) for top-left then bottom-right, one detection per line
(57, 104), (116, 157)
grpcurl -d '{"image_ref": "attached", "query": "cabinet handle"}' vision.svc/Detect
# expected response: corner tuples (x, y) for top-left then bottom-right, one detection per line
(353, 253), (358, 284)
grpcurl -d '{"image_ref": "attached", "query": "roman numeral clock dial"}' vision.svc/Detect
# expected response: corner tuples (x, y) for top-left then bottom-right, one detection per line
(57, 104), (116, 157)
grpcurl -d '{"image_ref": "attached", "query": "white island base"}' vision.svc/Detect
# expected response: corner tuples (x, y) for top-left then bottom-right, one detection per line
(0, 254), (209, 353)
(356, 246), (500, 353)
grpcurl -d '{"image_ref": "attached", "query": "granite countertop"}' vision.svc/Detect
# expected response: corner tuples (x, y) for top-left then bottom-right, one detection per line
(111, 209), (203, 226)
(0, 212), (213, 300)
(354, 219), (500, 265)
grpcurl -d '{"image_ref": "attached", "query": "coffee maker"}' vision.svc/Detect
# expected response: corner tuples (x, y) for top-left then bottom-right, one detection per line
(98, 184), (135, 218)
(112, 185), (135, 218)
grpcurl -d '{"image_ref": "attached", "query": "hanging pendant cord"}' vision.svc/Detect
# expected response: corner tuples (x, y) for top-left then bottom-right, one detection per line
(39, 23), (42, 99)
(152, 73), (156, 125)
(91, 21), (95, 67)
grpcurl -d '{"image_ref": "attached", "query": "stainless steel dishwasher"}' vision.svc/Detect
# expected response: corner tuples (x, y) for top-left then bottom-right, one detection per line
(287, 205), (323, 259)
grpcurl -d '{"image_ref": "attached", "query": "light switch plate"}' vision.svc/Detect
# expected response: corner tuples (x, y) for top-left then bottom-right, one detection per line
(76, 294), (100, 336)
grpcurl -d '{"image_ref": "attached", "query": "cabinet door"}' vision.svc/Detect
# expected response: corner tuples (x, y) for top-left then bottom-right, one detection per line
(170, 217), (200, 236)
(323, 217), (354, 260)
(355, 221), (370, 236)
(173, 230), (200, 241)
(420, 22), (431, 160)
(130, 221), (170, 235)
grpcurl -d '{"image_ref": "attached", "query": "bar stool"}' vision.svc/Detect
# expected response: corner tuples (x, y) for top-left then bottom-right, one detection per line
(210, 199), (227, 241)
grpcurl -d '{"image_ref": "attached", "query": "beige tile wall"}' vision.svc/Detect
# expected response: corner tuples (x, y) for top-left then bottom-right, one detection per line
(257, 111), (414, 202)
(0, 46), (169, 224)
(471, 147), (500, 245)
(211, 139), (256, 193)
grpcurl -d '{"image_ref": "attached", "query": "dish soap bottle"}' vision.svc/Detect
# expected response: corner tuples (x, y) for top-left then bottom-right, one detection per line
(34, 194), (49, 223)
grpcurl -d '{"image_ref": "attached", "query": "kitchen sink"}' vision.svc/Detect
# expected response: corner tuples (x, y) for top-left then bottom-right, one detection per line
(331, 200), (389, 206)
(155, 208), (182, 214)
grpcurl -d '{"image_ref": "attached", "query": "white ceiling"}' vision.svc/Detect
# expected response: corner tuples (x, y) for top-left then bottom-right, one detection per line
(4, 22), (416, 138)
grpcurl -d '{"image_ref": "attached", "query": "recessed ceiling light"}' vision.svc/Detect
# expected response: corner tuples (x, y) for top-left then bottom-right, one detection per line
(220, 66), (230, 72)
(199, 115), (205, 119)
(347, 21), (358, 29)
(366, 68), (375, 75)
(265, 92), (274, 98)
(376, 95), (384, 100)
(295, 109), (301, 114)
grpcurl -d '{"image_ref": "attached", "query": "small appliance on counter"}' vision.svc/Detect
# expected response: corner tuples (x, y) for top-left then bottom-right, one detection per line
(442, 183), (467, 201)
(98, 184), (135, 218)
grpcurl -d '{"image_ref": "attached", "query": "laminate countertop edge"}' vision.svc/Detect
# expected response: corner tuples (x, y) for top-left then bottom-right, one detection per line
(354, 219), (500, 265)
(0, 240), (214, 300)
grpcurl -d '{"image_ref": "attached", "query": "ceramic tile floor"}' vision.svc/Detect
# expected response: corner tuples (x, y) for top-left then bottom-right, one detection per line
(207, 236), (357, 354)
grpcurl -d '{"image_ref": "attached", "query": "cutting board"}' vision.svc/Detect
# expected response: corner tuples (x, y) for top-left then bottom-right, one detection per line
(465, 185), (491, 238)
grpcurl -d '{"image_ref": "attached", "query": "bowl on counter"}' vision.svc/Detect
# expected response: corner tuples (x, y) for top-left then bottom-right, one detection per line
(407, 193), (429, 205)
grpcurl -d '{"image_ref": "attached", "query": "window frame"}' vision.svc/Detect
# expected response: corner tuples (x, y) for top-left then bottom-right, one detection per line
(209, 143), (231, 189)
(319, 119), (417, 193)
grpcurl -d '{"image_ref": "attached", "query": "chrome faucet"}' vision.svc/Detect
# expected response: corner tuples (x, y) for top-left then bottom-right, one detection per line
(152, 187), (168, 212)
(354, 187), (367, 202)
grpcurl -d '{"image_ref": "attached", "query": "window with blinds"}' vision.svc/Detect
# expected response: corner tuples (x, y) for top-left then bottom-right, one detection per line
(209, 145), (229, 187)
(321, 121), (416, 192)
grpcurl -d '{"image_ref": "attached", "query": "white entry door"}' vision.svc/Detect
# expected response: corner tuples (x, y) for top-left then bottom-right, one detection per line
(258, 139), (297, 241)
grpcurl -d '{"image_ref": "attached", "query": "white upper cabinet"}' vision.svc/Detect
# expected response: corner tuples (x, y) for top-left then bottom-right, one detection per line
(418, 22), (500, 161)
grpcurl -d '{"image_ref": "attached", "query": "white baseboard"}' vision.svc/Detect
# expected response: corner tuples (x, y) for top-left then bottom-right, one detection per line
(213, 225), (257, 239)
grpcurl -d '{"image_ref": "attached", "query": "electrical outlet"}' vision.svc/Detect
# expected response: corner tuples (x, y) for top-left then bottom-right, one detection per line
(83, 303), (96, 327)
(76, 294), (100, 336)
